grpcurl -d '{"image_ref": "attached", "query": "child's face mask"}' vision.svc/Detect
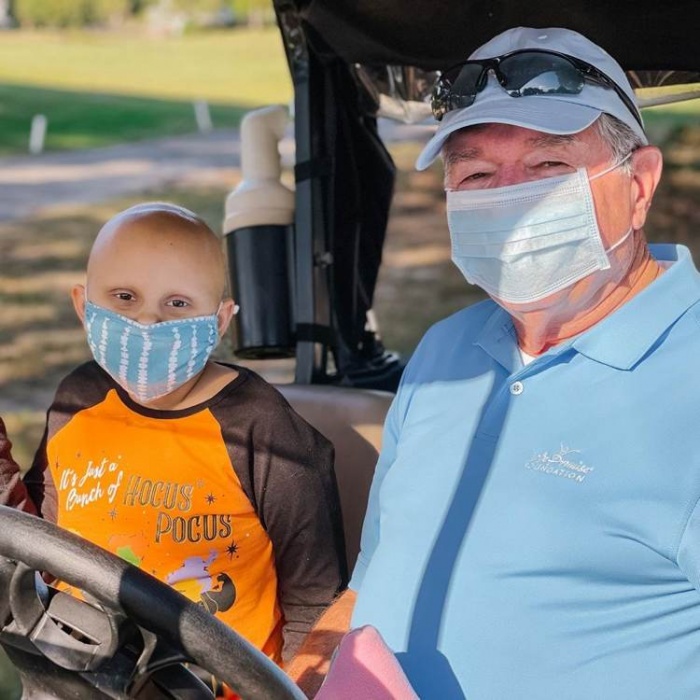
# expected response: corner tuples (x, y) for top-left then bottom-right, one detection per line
(84, 300), (220, 404)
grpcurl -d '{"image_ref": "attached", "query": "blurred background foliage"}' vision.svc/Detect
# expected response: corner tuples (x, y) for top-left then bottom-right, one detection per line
(8, 0), (275, 30)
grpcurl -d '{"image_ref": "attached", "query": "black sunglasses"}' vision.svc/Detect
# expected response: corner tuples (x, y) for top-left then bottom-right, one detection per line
(431, 49), (643, 128)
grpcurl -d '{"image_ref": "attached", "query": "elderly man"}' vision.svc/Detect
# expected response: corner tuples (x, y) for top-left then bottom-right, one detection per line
(289, 26), (700, 699)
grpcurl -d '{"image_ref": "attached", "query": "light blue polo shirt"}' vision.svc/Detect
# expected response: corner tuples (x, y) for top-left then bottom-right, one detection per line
(351, 245), (700, 699)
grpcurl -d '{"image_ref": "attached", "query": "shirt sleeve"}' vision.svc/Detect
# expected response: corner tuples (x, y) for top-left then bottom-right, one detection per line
(216, 373), (348, 661)
(249, 404), (346, 660)
(0, 417), (38, 514)
(347, 342), (422, 593)
(676, 493), (700, 591)
(22, 427), (56, 521)
(348, 390), (402, 592)
(21, 362), (110, 523)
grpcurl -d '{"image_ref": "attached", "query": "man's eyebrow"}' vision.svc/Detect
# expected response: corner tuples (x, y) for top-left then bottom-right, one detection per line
(528, 133), (579, 148)
(444, 133), (579, 166)
(443, 147), (482, 169)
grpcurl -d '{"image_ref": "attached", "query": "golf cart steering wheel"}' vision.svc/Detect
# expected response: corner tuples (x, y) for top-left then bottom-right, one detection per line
(0, 505), (306, 700)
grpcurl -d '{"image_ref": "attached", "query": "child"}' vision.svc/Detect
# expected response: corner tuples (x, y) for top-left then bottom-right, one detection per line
(1, 202), (346, 663)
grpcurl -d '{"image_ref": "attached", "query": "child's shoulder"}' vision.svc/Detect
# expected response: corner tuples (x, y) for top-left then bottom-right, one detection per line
(54, 360), (113, 404)
(212, 363), (322, 432)
(214, 362), (289, 407)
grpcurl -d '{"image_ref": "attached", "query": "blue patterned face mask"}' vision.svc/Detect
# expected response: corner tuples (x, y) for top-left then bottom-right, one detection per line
(84, 300), (220, 403)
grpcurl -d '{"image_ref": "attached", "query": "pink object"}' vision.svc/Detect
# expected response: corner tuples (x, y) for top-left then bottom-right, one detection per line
(315, 625), (419, 699)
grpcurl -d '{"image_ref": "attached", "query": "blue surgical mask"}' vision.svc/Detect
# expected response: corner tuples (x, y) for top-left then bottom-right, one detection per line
(446, 156), (633, 304)
(84, 300), (220, 403)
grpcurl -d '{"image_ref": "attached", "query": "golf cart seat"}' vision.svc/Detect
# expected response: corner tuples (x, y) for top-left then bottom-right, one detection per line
(275, 384), (393, 573)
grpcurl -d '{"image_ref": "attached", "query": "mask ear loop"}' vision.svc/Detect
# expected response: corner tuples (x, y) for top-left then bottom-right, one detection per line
(589, 152), (633, 181)
(215, 300), (240, 315)
(590, 152), (635, 255)
(604, 227), (634, 255)
(214, 301), (240, 339)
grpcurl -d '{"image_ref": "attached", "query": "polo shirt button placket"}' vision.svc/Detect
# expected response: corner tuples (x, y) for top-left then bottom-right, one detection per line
(509, 380), (524, 396)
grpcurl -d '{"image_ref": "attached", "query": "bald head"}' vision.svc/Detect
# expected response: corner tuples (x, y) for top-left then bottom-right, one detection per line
(87, 202), (228, 299)
(74, 201), (235, 330)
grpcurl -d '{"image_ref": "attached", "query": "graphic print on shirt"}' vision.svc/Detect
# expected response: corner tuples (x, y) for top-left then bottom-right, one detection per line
(47, 388), (281, 653)
(525, 443), (594, 483)
(166, 552), (236, 613)
(56, 451), (241, 612)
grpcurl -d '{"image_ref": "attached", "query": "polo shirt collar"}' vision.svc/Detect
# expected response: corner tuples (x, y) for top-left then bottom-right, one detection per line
(474, 304), (520, 374)
(572, 244), (700, 370)
(474, 245), (700, 373)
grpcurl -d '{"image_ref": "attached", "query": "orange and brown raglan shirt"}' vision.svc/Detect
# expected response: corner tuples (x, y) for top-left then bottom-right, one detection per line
(7, 362), (346, 661)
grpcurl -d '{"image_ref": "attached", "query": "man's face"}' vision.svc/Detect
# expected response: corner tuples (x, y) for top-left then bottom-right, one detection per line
(442, 123), (636, 251)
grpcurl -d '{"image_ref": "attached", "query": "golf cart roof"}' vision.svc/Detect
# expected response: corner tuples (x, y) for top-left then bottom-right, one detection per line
(296, 0), (699, 71)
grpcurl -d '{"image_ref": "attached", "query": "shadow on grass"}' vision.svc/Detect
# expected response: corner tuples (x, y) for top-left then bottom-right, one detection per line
(0, 83), (250, 155)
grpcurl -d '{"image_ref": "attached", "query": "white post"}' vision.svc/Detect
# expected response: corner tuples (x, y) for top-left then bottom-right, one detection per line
(29, 114), (47, 155)
(193, 100), (213, 133)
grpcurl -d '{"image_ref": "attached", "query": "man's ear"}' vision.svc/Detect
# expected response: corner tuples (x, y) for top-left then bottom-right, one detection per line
(216, 299), (237, 337)
(71, 284), (87, 324)
(630, 146), (663, 231)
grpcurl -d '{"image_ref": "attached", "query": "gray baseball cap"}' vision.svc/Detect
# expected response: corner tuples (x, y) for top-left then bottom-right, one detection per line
(416, 27), (647, 170)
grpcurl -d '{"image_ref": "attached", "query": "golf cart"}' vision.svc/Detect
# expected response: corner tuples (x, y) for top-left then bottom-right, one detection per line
(1, 0), (699, 697)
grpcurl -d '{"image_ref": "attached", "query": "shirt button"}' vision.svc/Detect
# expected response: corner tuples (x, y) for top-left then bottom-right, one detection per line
(510, 381), (524, 396)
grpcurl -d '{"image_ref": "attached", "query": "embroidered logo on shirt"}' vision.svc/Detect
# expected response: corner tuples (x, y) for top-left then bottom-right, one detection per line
(525, 444), (594, 483)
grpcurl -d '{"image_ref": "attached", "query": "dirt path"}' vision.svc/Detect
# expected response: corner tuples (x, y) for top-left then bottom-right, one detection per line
(0, 128), (247, 222)
(0, 122), (433, 222)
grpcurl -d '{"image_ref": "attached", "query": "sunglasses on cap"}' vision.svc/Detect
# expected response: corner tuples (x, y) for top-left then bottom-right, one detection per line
(431, 49), (643, 128)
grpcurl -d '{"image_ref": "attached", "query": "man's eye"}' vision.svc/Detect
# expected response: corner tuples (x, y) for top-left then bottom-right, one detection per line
(168, 299), (189, 308)
(465, 172), (488, 181)
(114, 292), (134, 301)
(452, 172), (490, 188)
(538, 161), (566, 169)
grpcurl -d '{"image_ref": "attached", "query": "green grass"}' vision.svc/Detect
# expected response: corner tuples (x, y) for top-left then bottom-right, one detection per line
(0, 28), (292, 153)
(0, 28), (292, 104)
(0, 84), (251, 153)
(644, 100), (700, 138)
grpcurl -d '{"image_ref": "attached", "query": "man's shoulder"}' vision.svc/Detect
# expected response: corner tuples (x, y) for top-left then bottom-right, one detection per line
(417, 298), (501, 350)
(396, 299), (502, 385)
